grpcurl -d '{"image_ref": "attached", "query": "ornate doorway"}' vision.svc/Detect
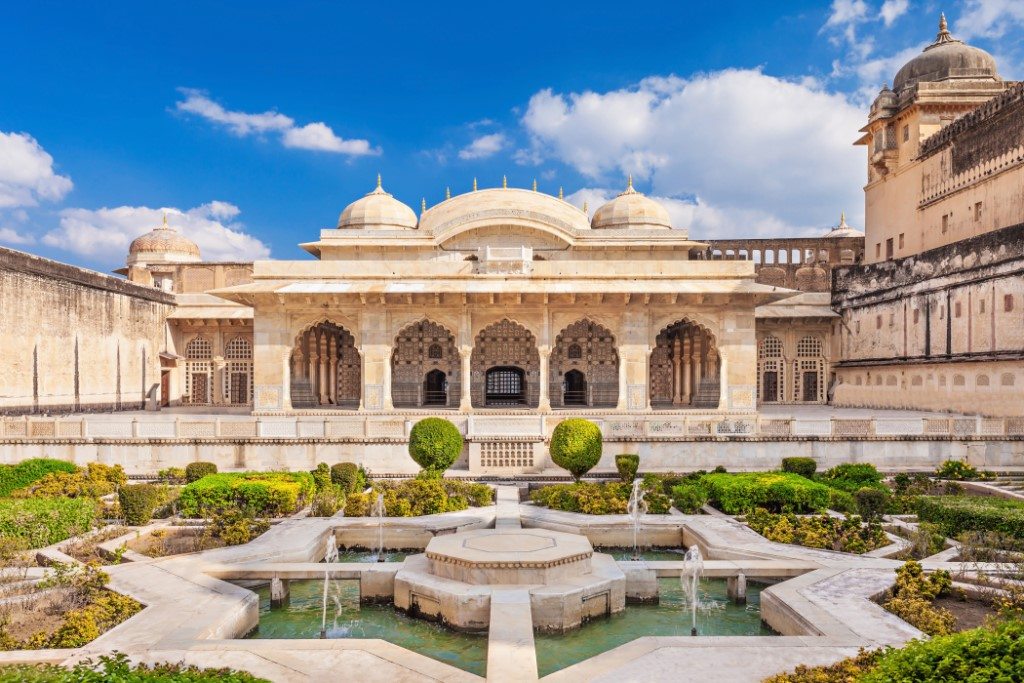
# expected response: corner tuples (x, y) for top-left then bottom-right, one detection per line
(563, 369), (587, 406)
(485, 366), (526, 406)
(472, 320), (540, 409)
(650, 320), (719, 408)
(552, 319), (618, 408)
(423, 369), (448, 406)
(290, 322), (360, 409)
(392, 320), (458, 408)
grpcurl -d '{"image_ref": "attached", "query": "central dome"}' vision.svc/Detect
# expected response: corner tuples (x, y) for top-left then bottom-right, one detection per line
(337, 176), (418, 230)
(892, 14), (999, 93)
(591, 177), (672, 230)
(127, 215), (201, 266)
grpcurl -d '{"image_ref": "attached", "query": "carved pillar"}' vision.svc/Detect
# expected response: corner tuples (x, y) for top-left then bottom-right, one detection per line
(318, 334), (329, 404)
(538, 345), (552, 412)
(672, 335), (683, 405)
(306, 332), (316, 390)
(213, 358), (226, 404)
(328, 335), (338, 404)
(616, 349), (628, 411)
(682, 336), (692, 404)
(459, 346), (473, 412)
(692, 334), (703, 397)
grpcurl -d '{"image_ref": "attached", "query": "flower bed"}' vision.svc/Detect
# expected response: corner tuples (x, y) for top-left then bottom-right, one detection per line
(345, 479), (493, 517)
(745, 509), (888, 554)
(0, 497), (98, 548)
(530, 480), (671, 515)
(178, 472), (316, 518)
(0, 459), (77, 497)
(701, 472), (830, 514)
(0, 653), (269, 681)
(916, 495), (1024, 540)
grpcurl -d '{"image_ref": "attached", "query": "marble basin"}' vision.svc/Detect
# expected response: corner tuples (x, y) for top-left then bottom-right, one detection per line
(426, 529), (593, 585)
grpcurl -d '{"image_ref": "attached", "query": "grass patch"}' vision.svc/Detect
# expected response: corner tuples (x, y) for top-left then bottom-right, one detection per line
(916, 495), (1024, 540)
(0, 498), (98, 549)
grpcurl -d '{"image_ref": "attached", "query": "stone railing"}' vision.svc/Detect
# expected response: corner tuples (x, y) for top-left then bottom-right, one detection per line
(1, 413), (1021, 441)
(919, 144), (1024, 207)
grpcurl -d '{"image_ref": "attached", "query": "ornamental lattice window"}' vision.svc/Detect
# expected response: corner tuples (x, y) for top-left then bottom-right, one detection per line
(225, 337), (252, 359)
(796, 336), (823, 357)
(759, 336), (783, 359)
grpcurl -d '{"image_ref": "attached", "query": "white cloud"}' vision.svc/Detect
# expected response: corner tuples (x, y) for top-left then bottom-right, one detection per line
(521, 69), (864, 237)
(880, 0), (909, 27)
(0, 226), (35, 245)
(825, 0), (869, 28)
(176, 89), (380, 156)
(42, 202), (270, 262)
(955, 0), (1024, 39)
(458, 133), (508, 160)
(0, 131), (73, 208)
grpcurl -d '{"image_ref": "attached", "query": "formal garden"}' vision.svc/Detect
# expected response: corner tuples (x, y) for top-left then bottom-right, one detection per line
(0, 415), (1022, 681)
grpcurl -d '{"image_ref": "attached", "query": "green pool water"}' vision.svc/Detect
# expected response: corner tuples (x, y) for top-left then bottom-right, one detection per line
(601, 547), (691, 561)
(246, 579), (488, 675)
(245, 577), (772, 678)
(534, 578), (775, 677)
(335, 549), (409, 562)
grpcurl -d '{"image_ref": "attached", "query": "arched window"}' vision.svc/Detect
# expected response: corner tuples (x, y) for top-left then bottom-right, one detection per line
(184, 337), (212, 404)
(567, 343), (583, 359)
(428, 343), (443, 359)
(1002, 373), (1015, 387)
(759, 336), (784, 359)
(977, 374), (990, 387)
(225, 337), (251, 359)
(758, 336), (785, 403)
(185, 337), (212, 359)
(796, 336), (823, 357)
(224, 337), (253, 405)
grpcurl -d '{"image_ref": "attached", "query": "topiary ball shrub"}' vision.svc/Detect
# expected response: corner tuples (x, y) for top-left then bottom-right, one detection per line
(671, 482), (708, 513)
(408, 418), (463, 475)
(185, 462), (218, 483)
(781, 457), (817, 479)
(550, 418), (602, 482)
(119, 484), (164, 526)
(615, 454), (640, 483)
(854, 486), (889, 521)
(331, 462), (365, 493)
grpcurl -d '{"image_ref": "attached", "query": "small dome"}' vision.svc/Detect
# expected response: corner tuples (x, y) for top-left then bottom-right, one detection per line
(892, 14), (999, 93)
(823, 213), (864, 238)
(127, 215), (201, 265)
(591, 177), (672, 230)
(337, 176), (418, 230)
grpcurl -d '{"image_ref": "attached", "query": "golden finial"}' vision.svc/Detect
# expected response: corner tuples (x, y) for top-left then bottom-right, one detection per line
(583, 200), (589, 214)
(502, 175), (508, 189)
(840, 211), (846, 225)
(162, 213), (168, 228)
(558, 186), (564, 200)
(473, 177), (477, 192)
(376, 173), (382, 189)
(627, 174), (634, 191)
(445, 186), (451, 200)
(935, 12), (954, 43)
(421, 198), (427, 213)
(532, 178), (537, 192)
(939, 12), (947, 32)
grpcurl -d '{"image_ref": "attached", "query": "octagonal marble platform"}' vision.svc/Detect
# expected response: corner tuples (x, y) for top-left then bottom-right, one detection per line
(395, 527), (625, 632)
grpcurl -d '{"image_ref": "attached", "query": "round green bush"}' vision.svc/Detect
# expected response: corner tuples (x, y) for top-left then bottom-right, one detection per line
(119, 484), (165, 526)
(408, 418), (463, 474)
(185, 461), (218, 483)
(671, 482), (708, 513)
(331, 462), (365, 493)
(615, 454), (640, 483)
(550, 418), (602, 482)
(854, 486), (889, 521)
(781, 457), (817, 479)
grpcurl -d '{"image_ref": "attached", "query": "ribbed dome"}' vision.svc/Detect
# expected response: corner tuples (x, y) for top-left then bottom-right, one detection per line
(337, 177), (418, 230)
(127, 216), (201, 265)
(591, 177), (672, 230)
(893, 14), (999, 93)
(823, 212), (864, 238)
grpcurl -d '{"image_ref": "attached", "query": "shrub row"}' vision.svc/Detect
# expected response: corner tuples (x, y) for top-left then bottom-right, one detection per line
(916, 495), (1024, 540)
(0, 497), (98, 548)
(178, 472), (315, 518)
(745, 509), (889, 554)
(530, 481), (671, 515)
(345, 479), (493, 517)
(0, 459), (77, 497)
(701, 472), (831, 514)
(817, 463), (886, 493)
(118, 484), (173, 526)
(0, 653), (270, 682)
(13, 463), (126, 499)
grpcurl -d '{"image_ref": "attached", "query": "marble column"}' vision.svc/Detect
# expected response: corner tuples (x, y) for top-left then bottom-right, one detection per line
(682, 336), (692, 405)
(318, 335), (329, 404)
(459, 346), (473, 412)
(328, 335), (338, 404)
(538, 345), (551, 412)
(692, 334), (703, 397)
(672, 336), (683, 405)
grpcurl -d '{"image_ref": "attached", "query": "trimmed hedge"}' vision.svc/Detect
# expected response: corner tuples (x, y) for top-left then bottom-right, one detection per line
(819, 463), (886, 493)
(178, 472), (315, 518)
(615, 454), (640, 483)
(530, 481), (671, 515)
(670, 482), (708, 514)
(0, 459), (77, 497)
(345, 479), (493, 517)
(550, 418), (602, 482)
(408, 418), (463, 474)
(0, 497), (97, 548)
(701, 472), (831, 514)
(119, 484), (166, 526)
(0, 653), (270, 682)
(331, 462), (365, 493)
(185, 462), (218, 483)
(916, 495), (1024, 540)
(781, 457), (816, 479)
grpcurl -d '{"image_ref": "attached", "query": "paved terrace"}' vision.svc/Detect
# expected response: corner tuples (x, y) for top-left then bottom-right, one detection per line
(1, 485), (999, 682)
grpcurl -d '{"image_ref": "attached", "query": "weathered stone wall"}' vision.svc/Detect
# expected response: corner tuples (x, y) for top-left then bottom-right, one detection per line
(832, 224), (1024, 416)
(0, 247), (173, 414)
(920, 82), (1024, 173)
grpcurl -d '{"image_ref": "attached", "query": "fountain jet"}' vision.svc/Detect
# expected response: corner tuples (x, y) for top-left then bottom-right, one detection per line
(681, 544), (704, 636)
(321, 534), (339, 638)
(370, 493), (386, 562)
(626, 478), (648, 560)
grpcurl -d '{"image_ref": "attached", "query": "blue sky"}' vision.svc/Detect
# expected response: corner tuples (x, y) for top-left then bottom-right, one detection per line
(1, 1), (1021, 269)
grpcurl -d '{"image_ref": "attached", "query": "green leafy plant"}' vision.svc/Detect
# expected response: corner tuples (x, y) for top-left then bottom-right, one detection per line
(0, 497), (97, 548)
(550, 418), (602, 482)
(16, 463), (128, 499)
(746, 509), (888, 554)
(184, 461), (218, 483)
(882, 560), (955, 636)
(202, 510), (270, 546)
(331, 462), (366, 493)
(156, 466), (186, 483)
(530, 479), (670, 515)
(819, 462), (886, 493)
(701, 472), (831, 514)
(0, 459), (77, 497)
(0, 652), (270, 681)
(780, 457), (817, 479)
(344, 479), (492, 517)
(854, 486), (889, 522)
(917, 495), (1024, 540)
(178, 472), (315, 517)
(310, 463), (331, 492)
(670, 482), (708, 513)
(614, 454), (640, 483)
(408, 418), (463, 475)
(309, 487), (344, 517)
(118, 484), (167, 526)
(934, 459), (993, 481)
